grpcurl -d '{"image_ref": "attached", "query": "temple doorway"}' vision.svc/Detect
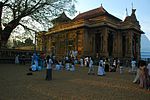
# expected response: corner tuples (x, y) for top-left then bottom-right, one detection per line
(107, 32), (114, 57)
(95, 33), (101, 54)
(122, 34), (126, 57)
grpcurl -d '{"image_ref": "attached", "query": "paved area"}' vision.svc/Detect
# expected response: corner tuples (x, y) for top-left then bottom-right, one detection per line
(0, 64), (150, 100)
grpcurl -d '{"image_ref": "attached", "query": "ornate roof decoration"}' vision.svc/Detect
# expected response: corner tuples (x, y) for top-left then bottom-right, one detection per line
(124, 9), (139, 25)
(73, 5), (121, 21)
(74, 5), (108, 20)
(47, 5), (142, 34)
(51, 12), (71, 25)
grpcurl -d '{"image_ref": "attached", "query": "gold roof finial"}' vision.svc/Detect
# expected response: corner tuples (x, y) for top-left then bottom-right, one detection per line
(126, 8), (128, 16)
(132, 2), (133, 9)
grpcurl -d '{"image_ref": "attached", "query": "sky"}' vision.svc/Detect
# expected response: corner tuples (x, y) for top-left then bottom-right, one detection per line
(74, 0), (150, 40)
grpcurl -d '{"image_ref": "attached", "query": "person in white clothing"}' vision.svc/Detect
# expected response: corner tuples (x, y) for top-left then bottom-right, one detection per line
(15, 55), (19, 64)
(55, 60), (61, 71)
(131, 58), (136, 73)
(97, 63), (105, 76)
(99, 59), (104, 67)
(65, 57), (70, 71)
(88, 57), (94, 75)
(133, 68), (140, 83)
(31, 63), (37, 71)
(70, 61), (75, 71)
(119, 62), (124, 74)
(80, 58), (84, 67)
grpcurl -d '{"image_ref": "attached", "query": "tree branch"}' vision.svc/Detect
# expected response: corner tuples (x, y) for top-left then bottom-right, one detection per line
(19, 23), (37, 32)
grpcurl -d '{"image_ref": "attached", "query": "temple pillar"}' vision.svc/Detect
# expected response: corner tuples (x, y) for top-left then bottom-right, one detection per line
(136, 34), (141, 61)
(126, 31), (133, 59)
(116, 31), (122, 58)
(112, 31), (118, 57)
(83, 29), (89, 56)
(101, 27), (108, 57)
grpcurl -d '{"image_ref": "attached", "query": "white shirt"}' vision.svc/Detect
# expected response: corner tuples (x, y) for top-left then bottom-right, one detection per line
(15, 55), (19, 64)
(99, 60), (104, 66)
(89, 59), (93, 68)
(131, 60), (136, 67)
(31, 64), (36, 71)
(47, 59), (53, 69)
(80, 58), (83, 66)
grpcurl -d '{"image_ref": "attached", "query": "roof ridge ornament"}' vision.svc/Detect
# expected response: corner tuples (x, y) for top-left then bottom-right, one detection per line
(132, 2), (134, 9)
(126, 8), (128, 16)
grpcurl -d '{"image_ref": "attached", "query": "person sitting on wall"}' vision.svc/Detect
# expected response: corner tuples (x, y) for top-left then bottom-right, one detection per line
(15, 54), (19, 64)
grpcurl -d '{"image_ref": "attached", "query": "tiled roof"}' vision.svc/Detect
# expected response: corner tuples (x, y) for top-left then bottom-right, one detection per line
(74, 6), (108, 20)
(52, 12), (71, 23)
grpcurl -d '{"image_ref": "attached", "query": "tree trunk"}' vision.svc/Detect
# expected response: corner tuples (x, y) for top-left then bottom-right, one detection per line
(1, 18), (21, 48)
(0, 2), (3, 48)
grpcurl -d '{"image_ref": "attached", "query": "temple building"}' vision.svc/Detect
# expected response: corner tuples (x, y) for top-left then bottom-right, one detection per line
(37, 5), (143, 61)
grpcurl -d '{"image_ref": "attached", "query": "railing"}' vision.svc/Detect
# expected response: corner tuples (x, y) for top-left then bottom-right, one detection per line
(0, 49), (41, 64)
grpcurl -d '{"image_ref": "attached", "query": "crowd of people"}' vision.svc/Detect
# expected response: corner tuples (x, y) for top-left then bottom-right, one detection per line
(29, 54), (124, 77)
(15, 53), (150, 91)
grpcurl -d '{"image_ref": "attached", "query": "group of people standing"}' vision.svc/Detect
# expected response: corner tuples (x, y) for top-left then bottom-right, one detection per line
(45, 55), (77, 80)
(85, 57), (121, 76)
(80, 57), (150, 91)
(29, 53), (150, 91)
(30, 53), (46, 71)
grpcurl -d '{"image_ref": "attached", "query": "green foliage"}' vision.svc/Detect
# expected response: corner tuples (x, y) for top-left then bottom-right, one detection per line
(1, 0), (77, 31)
(12, 37), (34, 48)
(0, 0), (77, 47)
(24, 38), (33, 45)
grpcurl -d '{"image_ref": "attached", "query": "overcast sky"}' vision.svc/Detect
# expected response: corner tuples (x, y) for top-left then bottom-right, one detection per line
(74, 0), (150, 40)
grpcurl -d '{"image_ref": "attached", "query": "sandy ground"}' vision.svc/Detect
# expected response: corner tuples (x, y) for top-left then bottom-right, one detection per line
(0, 64), (150, 100)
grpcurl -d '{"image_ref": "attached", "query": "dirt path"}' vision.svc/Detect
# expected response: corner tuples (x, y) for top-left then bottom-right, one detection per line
(0, 64), (149, 100)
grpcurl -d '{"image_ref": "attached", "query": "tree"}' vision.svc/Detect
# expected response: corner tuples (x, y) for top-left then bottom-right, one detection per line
(24, 38), (33, 46)
(0, 0), (76, 48)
